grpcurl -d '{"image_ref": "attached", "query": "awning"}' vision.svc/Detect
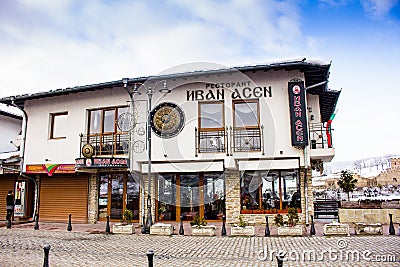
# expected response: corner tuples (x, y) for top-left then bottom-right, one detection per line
(141, 161), (224, 173)
(238, 159), (299, 171)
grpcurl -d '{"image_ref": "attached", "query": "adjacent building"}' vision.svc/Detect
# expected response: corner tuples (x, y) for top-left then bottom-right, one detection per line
(0, 109), (34, 221)
(0, 59), (341, 225)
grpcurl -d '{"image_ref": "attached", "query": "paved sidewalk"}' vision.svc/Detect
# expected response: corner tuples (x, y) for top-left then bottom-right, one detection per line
(2, 220), (399, 236)
(1, 221), (400, 266)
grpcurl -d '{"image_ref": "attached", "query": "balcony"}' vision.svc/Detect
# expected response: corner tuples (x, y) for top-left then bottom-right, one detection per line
(79, 133), (129, 157)
(232, 127), (263, 153)
(195, 126), (264, 156)
(309, 123), (335, 162)
(195, 128), (227, 156)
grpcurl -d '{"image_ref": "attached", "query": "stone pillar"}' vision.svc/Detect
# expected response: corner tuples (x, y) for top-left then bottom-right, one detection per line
(225, 169), (241, 224)
(299, 168), (313, 224)
(87, 173), (98, 224)
(141, 173), (157, 223)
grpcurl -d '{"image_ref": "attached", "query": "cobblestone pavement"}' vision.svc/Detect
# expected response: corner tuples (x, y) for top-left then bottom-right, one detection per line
(0, 224), (400, 267)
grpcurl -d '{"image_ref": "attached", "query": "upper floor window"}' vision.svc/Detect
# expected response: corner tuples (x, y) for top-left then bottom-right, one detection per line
(233, 100), (259, 128)
(233, 100), (261, 152)
(88, 106), (128, 135)
(199, 101), (224, 129)
(50, 112), (68, 139)
(84, 106), (129, 156)
(198, 101), (226, 153)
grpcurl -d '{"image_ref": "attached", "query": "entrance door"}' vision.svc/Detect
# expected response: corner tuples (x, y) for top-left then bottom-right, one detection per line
(98, 173), (139, 221)
(179, 174), (200, 221)
(157, 174), (176, 221)
(110, 174), (124, 219)
(156, 173), (225, 222)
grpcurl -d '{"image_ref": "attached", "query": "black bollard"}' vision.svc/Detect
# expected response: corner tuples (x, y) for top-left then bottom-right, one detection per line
(6, 219), (11, 229)
(389, 213), (395, 235)
(276, 254), (283, 267)
(34, 213), (39, 230)
(147, 249), (154, 267)
(265, 216), (270, 236)
(221, 215), (227, 236)
(310, 215), (316, 236)
(67, 214), (72, 232)
(106, 215), (110, 234)
(179, 215), (184, 235)
(43, 244), (51, 267)
(141, 214), (146, 234)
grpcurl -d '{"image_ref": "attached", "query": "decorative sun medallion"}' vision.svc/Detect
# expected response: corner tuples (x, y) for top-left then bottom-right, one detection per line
(150, 102), (185, 138)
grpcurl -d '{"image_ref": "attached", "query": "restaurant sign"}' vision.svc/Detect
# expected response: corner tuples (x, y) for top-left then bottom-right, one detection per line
(75, 158), (129, 168)
(288, 81), (309, 147)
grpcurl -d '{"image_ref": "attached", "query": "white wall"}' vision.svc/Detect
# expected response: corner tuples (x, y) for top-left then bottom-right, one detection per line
(22, 69), (321, 170)
(0, 114), (22, 153)
(24, 87), (128, 165)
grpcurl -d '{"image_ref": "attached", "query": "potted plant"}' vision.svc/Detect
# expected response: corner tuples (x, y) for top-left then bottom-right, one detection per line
(276, 207), (303, 236)
(112, 209), (135, 234)
(190, 215), (216, 236)
(231, 215), (255, 236)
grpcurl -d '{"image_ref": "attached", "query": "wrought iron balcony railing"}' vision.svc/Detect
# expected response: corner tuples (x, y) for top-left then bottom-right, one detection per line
(309, 123), (333, 149)
(79, 132), (129, 157)
(231, 127), (263, 153)
(195, 126), (265, 156)
(195, 128), (227, 156)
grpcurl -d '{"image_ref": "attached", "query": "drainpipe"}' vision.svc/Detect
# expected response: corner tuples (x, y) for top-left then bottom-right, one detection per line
(10, 99), (39, 224)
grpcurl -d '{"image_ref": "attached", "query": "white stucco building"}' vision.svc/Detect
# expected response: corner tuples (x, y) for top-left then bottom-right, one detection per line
(0, 59), (340, 227)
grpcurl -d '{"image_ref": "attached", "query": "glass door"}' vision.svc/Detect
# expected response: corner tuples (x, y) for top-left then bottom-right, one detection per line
(204, 174), (225, 220)
(180, 174), (200, 221)
(157, 174), (177, 221)
(126, 174), (140, 220)
(110, 174), (124, 219)
(98, 173), (140, 221)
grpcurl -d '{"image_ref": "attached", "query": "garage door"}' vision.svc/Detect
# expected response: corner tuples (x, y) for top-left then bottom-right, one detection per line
(39, 174), (88, 223)
(0, 176), (16, 220)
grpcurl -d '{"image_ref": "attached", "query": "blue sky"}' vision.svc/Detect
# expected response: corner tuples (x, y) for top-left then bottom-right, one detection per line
(0, 0), (399, 162)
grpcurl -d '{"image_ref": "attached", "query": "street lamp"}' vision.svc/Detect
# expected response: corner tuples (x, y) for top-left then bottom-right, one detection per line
(122, 78), (170, 234)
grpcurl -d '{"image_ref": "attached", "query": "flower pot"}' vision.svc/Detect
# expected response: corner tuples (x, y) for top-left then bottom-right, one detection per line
(230, 226), (255, 236)
(277, 225), (303, 236)
(112, 223), (134, 234)
(150, 223), (174, 235)
(191, 225), (216, 236)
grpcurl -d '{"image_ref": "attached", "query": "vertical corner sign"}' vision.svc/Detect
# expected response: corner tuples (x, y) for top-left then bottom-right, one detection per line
(288, 81), (309, 147)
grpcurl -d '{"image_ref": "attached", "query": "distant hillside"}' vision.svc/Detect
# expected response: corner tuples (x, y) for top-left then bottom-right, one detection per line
(324, 154), (399, 178)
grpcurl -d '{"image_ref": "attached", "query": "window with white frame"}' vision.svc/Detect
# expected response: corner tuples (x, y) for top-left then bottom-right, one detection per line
(50, 112), (68, 139)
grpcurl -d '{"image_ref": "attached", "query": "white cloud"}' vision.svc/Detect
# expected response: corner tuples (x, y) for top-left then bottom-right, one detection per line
(360, 0), (399, 18)
(0, 0), (311, 96)
(318, 0), (354, 7)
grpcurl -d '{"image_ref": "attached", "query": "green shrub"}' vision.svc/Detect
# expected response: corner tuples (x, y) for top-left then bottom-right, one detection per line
(122, 209), (134, 224)
(274, 214), (284, 227)
(190, 215), (207, 227)
(238, 215), (247, 228)
(287, 207), (299, 227)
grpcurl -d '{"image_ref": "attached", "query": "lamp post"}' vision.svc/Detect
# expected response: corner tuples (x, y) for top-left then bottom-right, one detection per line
(122, 78), (170, 234)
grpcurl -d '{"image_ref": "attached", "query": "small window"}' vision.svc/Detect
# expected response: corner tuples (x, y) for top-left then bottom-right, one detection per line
(50, 112), (68, 139)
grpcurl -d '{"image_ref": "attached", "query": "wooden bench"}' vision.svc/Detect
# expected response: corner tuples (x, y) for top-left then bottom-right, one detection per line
(314, 201), (339, 219)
